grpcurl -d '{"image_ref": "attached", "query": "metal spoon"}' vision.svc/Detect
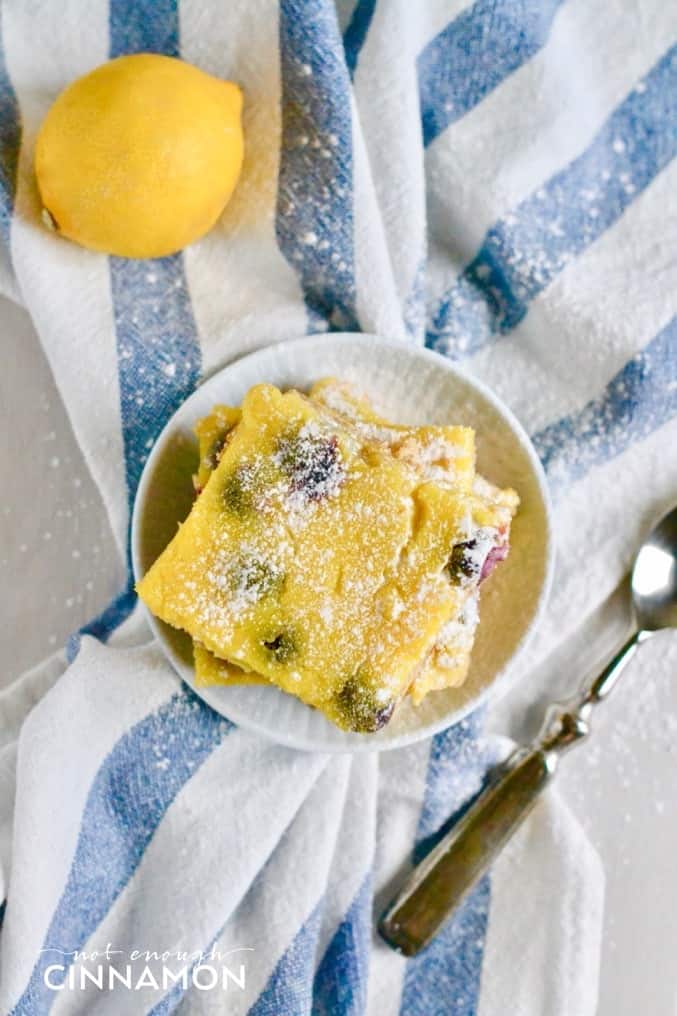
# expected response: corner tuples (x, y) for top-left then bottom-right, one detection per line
(379, 502), (677, 957)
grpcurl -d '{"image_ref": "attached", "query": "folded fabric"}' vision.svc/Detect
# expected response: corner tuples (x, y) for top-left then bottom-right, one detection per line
(1, 0), (675, 1013)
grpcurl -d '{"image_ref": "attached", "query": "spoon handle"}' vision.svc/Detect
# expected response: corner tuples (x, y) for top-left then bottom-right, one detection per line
(378, 744), (557, 956)
(584, 628), (646, 702)
(379, 627), (649, 957)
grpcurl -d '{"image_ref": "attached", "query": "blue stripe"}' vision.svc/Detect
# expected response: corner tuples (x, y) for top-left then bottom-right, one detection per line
(534, 317), (677, 492)
(342, 0), (377, 79)
(277, 0), (359, 332)
(147, 994), (177, 1015)
(109, 255), (201, 509)
(427, 45), (677, 356)
(110, 0), (178, 54)
(11, 689), (232, 1015)
(147, 993), (176, 1015)
(412, 715), (492, 863)
(312, 873), (372, 1015)
(399, 716), (493, 1016)
(0, 16), (20, 245)
(419, 0), (565, 148)
(249, 903), (323, 1016)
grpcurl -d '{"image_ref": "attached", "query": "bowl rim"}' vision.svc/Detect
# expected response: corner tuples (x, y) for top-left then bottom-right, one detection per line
(131, 332), (554, 752)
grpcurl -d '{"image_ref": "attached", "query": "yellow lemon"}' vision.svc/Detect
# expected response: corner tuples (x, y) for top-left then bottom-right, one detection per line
(35, 53), (244, 259)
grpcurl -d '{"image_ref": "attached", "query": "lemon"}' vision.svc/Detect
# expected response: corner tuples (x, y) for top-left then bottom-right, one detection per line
(35, 53), (244, 259)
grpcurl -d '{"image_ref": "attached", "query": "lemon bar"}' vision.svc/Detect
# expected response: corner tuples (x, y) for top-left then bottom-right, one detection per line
(190, 381), (518, 710)
(138, 384), (477, 731)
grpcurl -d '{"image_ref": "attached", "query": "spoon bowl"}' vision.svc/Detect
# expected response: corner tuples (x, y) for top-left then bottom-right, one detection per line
(631, 504), (677, 631)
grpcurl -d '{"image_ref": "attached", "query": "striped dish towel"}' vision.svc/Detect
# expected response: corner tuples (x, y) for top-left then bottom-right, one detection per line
(0, 0), (675, 1012)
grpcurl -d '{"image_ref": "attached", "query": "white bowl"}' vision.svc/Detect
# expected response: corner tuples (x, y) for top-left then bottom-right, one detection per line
(132, 334), (553, 752)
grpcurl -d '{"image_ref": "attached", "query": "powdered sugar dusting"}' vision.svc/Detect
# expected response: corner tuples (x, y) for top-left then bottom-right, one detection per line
(274, 419), (345, 505)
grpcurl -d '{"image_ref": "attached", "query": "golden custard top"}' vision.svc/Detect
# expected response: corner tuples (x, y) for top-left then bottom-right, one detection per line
(137, 383), (479, 731)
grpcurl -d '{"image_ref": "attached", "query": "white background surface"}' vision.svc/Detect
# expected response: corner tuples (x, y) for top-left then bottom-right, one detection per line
(2, 295), (676, 1015)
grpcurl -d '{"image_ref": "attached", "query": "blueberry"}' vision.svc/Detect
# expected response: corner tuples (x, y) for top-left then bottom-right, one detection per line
(446, 540), (480, 583)
(231, 556), (283, 600)
(275, 427), (343, 502)
(335, 675), (395, 733)
(262, 630), (297, 663)
(223, 464), (256, 516)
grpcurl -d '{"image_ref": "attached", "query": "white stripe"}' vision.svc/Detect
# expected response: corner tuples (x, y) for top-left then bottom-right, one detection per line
(367, 738), (432, 1016)
(0, 650), (68, 907)
(478, 791), (604, 1016)
(425, 0), (676, 301)
(314, 753), (378, 961)
(351, 0), (429, 337)
(465, 157), (677, 433)
(527, 416), (677, 673)
(179, 0), (307, 371)
(3, 0), (128, 560)
(177, 757), (356, 1016)
(0, 640), (178, 1011)
(346, 0), (553, 342)
(351, 102), (407, 339)
(55, 735), (333, 1015)
(0, 648), (67, 751)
